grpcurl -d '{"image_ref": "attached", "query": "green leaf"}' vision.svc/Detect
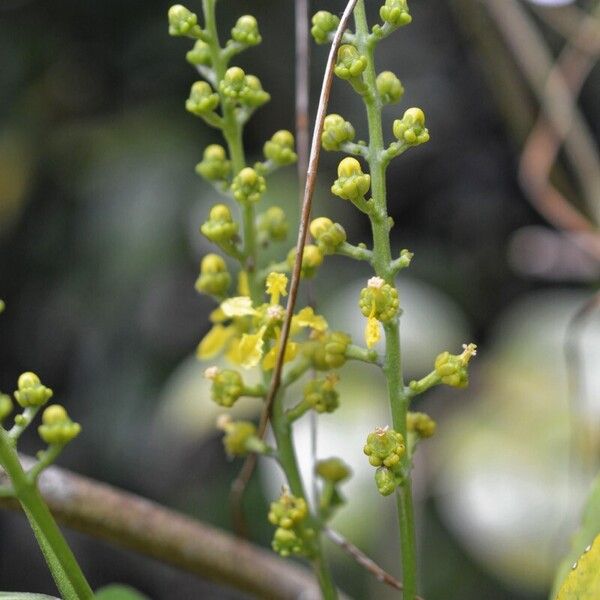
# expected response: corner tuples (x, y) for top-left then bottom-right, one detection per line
(0, 594), (60, 600)
(556, 533), (600, 600)
(94, 585), (150, 600)
(551, 474), (600, 598)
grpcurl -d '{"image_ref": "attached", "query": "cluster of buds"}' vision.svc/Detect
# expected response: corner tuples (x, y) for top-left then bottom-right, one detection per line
(204, 367), (244, 407)
(195, 145), (231, 183)
(376, 71), (404, 105)
(311, 11), (340, 45)
(168, 5), (203, 39)
(230, 15), (261, 46)
(309, 217), (347, 255)
(363, 426), (406, 468)
(379, 0), (412, 28)
(375, 467), (397, 496)
(195, 254), (231, 298)
(263, 130), (297, 167)
(219, 67), (270, 108)
(303, 331), (351, 371)
(334, 45), (368, 81)
(186, 81), (220, 117)
(315, 457), (352, 484)
(434, 343), (477, 388)
(186, 39), (211, 66)
(303, 374), (340, 414)
(359, 277), (399, 323)
(38, 405), (81, 445)
(331, 158), (371, 202)
(14, 372), (53, 408)
(286, 244), (324, 279)
(393, 108), (430, 146)
(231, 167), (266, 204)
(269, 489), (314, 557)
(257, 206), (288, 242)
(321, 114), (356, 152)
(201, 204), (238, 244)
(407, 411), (437, 438)
(217, 415), (265, 457)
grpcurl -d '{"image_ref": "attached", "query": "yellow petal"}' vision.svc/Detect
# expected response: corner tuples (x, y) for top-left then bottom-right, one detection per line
(292, 306), (328, 333)
(209, 307), (227, 323)
(221, 296), (255, 317)
(262, 340), (298, 371)
(197, 324), (235, 359)
(227, 326), (266, 369)
(365, 316), (381, 349)
(266, 272), (288, 304)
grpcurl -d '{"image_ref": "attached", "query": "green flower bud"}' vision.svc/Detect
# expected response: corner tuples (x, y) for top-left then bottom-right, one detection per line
(304, 375), (340, 414)
(204, 367), (244, 407)
(376, 71), (404, 104)
(393, 107), (430, 146)
(324, 331), (351, 368)
(0, 299), (5, 314)
(268, 489), (308, 529)
(309, 217), (346, 255)
(186, 40), (212, 66)
(201, 204), (238, 243)
(240, 75), (270, 108)
(186, 81), (220, 116)
(38, 405), (81, 445)
(286, 244), (324, 279)
(263, 130), (297, 166)
(0, 394), (13, 422)
(231, 167), (266, 204)
(231, 15), (262, 46)
(219, 66), (247, 99)
(168, 4), (202, 38)
(195, 254), (231, 297)
(379, 0), (412, 27)
(321, 114), (355, 152)
(375, 467), (397, 496)
(407, 411), (436, 438)
(195, 144), (231, 182)
(363, 426), (405, 468)
(257, 206), (288, 242)
(316, 457), (352, 483)
(359, 277), (399, 322)
(331, 157), (371, 201)
(334, 45), (368, 80)
(272, 527), (306, 557)
(311, 11), (340, 45)
(217, 415), (259, 457)
(14, 372), (53, 408)
(434, 343), (477, 388)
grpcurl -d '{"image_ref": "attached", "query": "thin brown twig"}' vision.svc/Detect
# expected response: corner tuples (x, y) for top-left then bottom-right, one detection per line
(230, 0), (359, 534)
(0, 456), (323, 600)
(325, 527), (425, 599)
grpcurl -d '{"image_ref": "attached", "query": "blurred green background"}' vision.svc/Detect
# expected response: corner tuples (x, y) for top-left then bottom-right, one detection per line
(1, 0), (599, 598)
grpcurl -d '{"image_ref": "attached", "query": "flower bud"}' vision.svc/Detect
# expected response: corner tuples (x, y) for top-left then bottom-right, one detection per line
(38, 404), (81, 445)
(168, 4), (202, 38)
(434, 343), (477, 388)
(186, 40), (212, 66)
(186, 81), (220, 116)
(334, 45), (368, 80)
(311, 11), (340, 44)
(286, 244), (324, 279)
(240, 75), (270, 108)
(324, 331), (351, 368)
(309, 217), (346, 255)
(231, 15), (262, 46)
(217, 416), (259, 456)
(363, 426), (405, 468)
(272, 527), (305, 557)
(393, 107), (430, 146)
(375, 467), (397, 496)
(14, 372), (53, 408)
(201, 204), (238, 243)
(220, 66), (247, 99)
(263, 130), (297, 166)
(0, 394), (12, 422)
(331, 157), (371, 201)
(195, 254), (231, 297)
(257, 206), (288, 242)
(376, 71), (404, 104)
(359, 277), (399, 322)
(195, 144), (231, 182)
(321, 114), (355, 152)
(206, 368), (244, 407)
(231, 167), (266, 204)
(379, 0), (412, 27)
(304, 375), (340, 414)
(316, 458), (352, 483)
(268, 489), (308, 529)
(407, 411), (436, 438)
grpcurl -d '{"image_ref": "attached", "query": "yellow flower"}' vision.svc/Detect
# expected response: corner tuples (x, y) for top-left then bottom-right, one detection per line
(266, 272), (288, 305)
(197, 324), (236, 359)
(238, 271), (250, 296)
(365, 316), (381, 349)
(227, 326), (266, 368)
(221, 296), (256, 317)
(291, 306), (328, 334)
(209, 306), (227, 323)
(262, 339), (298, 370)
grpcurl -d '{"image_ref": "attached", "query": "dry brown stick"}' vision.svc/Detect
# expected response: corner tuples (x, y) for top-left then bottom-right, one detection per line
(0, 456), (323, 600)
(230, 0), (359, 535)
(325, 528), (425, 599)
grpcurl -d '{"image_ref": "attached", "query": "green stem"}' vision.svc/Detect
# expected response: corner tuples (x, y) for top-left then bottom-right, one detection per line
(354, 1), (418, 597)
(0, 428), (93, 599)
(271, 392), (338, 599)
